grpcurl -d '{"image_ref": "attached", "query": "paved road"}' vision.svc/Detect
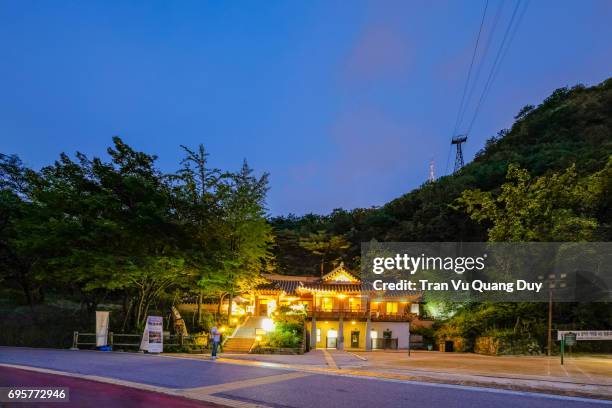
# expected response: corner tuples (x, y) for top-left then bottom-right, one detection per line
(0, 366), (220, 408)
(0, 347), (610, 408)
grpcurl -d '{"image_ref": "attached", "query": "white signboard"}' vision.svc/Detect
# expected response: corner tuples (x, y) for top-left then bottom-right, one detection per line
(95, 311), (110, 347)
(557, 330), (612, 341)
(140, 316), (163, 353)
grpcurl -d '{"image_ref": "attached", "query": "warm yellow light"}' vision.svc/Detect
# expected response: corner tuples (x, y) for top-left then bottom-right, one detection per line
(262, 318), (275, 332)
(220, 327), (226, 332)
(351, 321), (356, 325)
(324, 321), (329, 324)
(232, 318), (238, 324)
(255, 335), (262, 341)
(337, 294), (347, 299)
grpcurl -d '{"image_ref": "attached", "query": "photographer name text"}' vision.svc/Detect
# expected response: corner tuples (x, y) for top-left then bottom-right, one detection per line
(372, 279), (543, 293)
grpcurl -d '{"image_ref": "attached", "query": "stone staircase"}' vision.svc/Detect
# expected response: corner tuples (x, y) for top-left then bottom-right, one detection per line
(222, 316), (268, 353)
(222, 337), (255, 353)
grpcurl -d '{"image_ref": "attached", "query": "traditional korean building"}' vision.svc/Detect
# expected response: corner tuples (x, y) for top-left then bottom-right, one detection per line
(245, 263), (429, 350)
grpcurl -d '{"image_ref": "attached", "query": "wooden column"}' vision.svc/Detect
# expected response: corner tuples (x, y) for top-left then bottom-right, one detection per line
(365, 317), (372, 351)
(311, 317), (317, 349)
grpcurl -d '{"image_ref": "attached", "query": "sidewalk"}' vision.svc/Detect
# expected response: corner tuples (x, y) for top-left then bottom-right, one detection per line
(172, 350), (612, 400)
(358, 351), (612, 385)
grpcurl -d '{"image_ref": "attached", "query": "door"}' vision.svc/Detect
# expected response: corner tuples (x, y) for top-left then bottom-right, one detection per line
(350, 331), (360, 348)
(326, 337), (337, 348)
(259, 303), (268, 316)
(326, 329), (338, 349)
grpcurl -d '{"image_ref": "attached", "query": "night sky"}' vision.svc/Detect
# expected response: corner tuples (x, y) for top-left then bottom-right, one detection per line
(1, 0), (611, 215)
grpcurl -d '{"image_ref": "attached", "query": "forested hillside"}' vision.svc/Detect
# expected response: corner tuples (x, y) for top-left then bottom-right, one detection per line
(272, 78), (612, 276)
(1, 78), (610, 350)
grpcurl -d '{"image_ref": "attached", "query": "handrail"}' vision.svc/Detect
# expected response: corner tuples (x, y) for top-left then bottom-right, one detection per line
(70, 331), (210, 351)
(306, 309), (415, 321)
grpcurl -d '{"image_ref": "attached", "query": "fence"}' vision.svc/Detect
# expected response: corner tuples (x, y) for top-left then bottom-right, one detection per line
(371, 337), (399, 350)
(71, 331), (210, 352)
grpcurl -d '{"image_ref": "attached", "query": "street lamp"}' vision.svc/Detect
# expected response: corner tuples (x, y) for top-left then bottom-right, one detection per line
(537, 273), (567, 356)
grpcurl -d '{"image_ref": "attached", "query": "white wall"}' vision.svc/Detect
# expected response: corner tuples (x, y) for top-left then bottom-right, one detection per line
(370, 322), (411, 349)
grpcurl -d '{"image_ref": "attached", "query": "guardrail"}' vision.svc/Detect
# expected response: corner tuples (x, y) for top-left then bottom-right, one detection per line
(71, 331), (210, 352)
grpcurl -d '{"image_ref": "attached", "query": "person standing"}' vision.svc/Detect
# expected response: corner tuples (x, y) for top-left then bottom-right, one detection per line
(210, 326), (221, 360)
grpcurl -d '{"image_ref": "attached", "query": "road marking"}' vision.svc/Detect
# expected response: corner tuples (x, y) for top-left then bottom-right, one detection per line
(0, 363), (273, 408)
(566, 361), (595, 382)
(0, 363), (168, 393)
(180, 372), (311, 396)
(206, 357), (612, 401)
(321, 349), (338, 369)
(349, 352), (368, 361)
(560, 362), (571, 378)
(3, 356), (611, 405)
(190, 393), (271, 408)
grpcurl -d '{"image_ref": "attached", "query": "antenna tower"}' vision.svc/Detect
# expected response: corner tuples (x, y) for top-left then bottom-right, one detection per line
(428, 158), (435, 182)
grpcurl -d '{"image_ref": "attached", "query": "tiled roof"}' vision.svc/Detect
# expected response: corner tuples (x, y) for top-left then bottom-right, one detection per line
(253, 275), (421, 298)
(298, 283), (366, 293)
(273, 279), (303, 294)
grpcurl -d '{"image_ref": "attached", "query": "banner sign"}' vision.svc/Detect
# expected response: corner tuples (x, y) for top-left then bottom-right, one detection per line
(557, 330), (612, 341)
(362, 242), (612, 302)
(95, 311), (110, 347)
(140, 316), (163, 353)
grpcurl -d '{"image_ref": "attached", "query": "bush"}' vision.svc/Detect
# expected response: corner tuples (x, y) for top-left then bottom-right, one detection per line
(264, 328), (301, 348)
(476, 328), (541, 355)
(260, 305), (305, 348)
(411, 326), (435, 345)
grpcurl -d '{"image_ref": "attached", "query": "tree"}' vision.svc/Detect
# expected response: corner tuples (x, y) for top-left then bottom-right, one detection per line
(0, 154), (47, 305)
(299, 231), (350, 275)
(172, 144), (224, 325)
(206, 160), (273, 323)
(458, 164), (598, 242)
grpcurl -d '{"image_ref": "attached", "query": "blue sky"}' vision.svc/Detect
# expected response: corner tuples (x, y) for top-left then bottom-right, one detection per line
(1, 0), (611, 215)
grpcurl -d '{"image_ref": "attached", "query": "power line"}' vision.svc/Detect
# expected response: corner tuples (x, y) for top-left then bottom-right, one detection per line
(456, 0), (506, 133)
(446, 0), (490, 175)
(481, 0), (530, 110)
(466, 0), (528, 135)
(452, 0), (490, 137)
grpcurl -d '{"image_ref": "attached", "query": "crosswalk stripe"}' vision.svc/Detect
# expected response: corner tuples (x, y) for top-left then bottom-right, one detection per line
(179, 372), (311, 396)
(321, 349), (339, 369)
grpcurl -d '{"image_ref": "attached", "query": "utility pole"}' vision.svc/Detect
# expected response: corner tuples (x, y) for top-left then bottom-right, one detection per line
(538, 273), (568, 356)
(451, 135), (467, 173)
(548, 289), (553, 356)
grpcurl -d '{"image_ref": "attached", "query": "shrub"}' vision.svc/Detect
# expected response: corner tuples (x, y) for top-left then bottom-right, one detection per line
(264, 328), (301, 348)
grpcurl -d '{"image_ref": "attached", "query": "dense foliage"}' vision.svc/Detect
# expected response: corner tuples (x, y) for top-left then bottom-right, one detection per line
(272, 79), (612, 276)
(260, 305), (305, 349)
(2, 78), (611, 352)
(0, 139), (272, 335)
(270, 78), (612, 351)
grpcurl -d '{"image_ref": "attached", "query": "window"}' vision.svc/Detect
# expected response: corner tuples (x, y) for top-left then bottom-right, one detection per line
(327, 329), (338, 338)
(410, 303), (420, 315)
(316, 328), (321, 342)
(348, 297), (361, 311)
(386, 302), (398, 314)
(370, 330), (378, 339)
(321, 297), (333, 311)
